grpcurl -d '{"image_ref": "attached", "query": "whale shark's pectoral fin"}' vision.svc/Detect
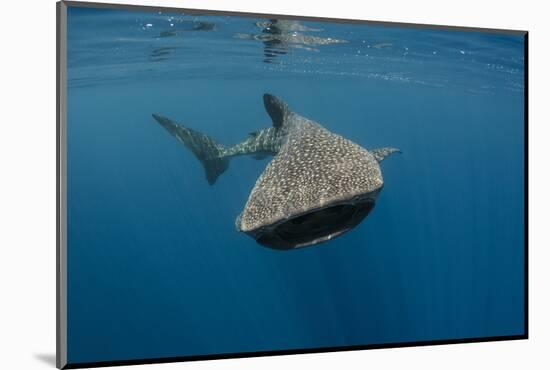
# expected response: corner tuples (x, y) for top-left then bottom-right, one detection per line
(371, 147), (401, 162)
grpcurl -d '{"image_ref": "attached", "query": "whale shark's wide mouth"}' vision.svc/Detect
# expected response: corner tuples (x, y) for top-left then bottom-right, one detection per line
(254, 199), (375, 250)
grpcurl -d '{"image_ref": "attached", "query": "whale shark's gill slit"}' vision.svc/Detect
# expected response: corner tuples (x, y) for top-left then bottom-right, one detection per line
(256, 200), (375, 250)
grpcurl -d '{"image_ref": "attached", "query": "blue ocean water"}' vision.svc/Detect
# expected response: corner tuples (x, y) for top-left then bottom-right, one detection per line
(66, 6), (525, 364)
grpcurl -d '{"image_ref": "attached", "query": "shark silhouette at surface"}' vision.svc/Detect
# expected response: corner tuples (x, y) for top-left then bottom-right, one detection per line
(234, 19), (348, 63)
(152, 94), (400, 250)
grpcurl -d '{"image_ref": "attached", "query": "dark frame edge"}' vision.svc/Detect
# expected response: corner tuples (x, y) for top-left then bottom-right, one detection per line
(57, 1), (68, 369)
(523, 32), (529, 339)
(62, 334), (527, 369)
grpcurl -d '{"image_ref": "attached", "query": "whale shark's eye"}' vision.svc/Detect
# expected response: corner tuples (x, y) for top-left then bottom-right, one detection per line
(256, 200), (375, 249)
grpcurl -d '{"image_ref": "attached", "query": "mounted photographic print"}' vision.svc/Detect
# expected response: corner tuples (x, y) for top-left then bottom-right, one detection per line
(56, 1), (528, 368)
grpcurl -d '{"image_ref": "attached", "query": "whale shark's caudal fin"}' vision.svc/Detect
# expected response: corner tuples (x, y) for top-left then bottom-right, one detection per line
(371, 147), (401, 162)
(152, 114), (229, 185)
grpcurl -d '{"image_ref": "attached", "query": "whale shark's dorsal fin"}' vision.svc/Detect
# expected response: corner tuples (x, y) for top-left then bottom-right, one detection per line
(263, 93), (290, 128)
(371, 147), (401, 162)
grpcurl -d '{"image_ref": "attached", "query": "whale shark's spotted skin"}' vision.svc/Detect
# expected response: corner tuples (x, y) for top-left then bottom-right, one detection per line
(153, 94), (400, 249)
(221, 127), (288, 158)
(237, 115), (383, 234)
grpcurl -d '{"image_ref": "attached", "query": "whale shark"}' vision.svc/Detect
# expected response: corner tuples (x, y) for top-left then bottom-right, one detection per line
(156, 21), (216, 38)
(255, 19), (323, 33)
(152, 94), (399, 249)
(234, 19), (348, 63)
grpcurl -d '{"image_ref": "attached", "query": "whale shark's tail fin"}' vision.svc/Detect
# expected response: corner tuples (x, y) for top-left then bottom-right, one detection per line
(152, 114), (229, 185)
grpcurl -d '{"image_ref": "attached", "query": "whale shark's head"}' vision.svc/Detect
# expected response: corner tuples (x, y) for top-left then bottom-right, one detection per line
(237, 190), (380, 250)
(236, 94), (385, 250)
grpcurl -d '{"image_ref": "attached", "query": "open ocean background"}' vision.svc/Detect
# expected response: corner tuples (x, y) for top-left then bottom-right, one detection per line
(66, 6), (525, 364)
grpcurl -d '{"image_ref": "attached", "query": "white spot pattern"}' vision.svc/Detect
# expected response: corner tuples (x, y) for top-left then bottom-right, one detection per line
(237, 113), (383, 232)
